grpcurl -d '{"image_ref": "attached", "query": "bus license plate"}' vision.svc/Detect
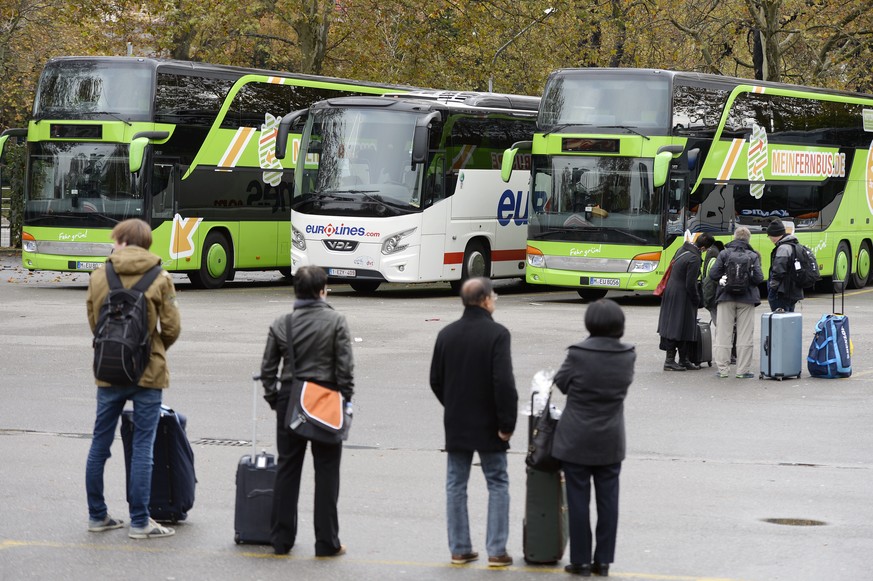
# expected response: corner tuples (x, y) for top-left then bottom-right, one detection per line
(328, 268), (356, 278)
(589, 277), (620, 287)
(76, 261), (102, 271)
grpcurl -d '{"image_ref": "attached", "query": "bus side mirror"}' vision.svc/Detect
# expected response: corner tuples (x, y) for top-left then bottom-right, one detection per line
(653, 151), (674, 188)
(0, 128), (27, 163)
(501, 140), (531, 182)
(129, 131), (170, 173)
(276, 109), (308, 161)
(412, 112), (441, 168)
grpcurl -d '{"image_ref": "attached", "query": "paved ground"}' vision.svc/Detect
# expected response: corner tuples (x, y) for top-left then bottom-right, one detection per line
(1, 251), (872, 580)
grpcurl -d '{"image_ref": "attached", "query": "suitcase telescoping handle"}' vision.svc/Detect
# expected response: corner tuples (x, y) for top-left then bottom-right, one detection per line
(251, 374), (262, 462)
(833, 280), (845, 315)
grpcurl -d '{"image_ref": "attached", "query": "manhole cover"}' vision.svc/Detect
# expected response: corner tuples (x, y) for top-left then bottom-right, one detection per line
(762, 518), (827, 526)
(191, 438), (250, 447)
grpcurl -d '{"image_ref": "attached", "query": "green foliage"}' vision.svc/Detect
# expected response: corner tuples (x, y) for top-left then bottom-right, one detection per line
(4, 142), (25, 248)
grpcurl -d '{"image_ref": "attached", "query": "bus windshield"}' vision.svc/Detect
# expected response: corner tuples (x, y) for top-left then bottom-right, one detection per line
(528, 155), (662, 245)
(296, 108), (422, 215)
(539, 73), (670, 132)
(26, 142), (142, 225)
(34, 60), (153, 119)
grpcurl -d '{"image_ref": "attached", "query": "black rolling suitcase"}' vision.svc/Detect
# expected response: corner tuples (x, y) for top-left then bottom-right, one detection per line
(121, 405), (196, 523)
(689, 319), (713, 367)
(234, 375), (277, 545)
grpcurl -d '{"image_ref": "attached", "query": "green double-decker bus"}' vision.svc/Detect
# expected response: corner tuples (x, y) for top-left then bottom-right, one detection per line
(501, 68), (873, 300)
(0, 56), (411, 288)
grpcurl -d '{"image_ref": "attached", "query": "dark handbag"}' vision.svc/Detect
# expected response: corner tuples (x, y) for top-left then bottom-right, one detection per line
(525, 390), (561, 473)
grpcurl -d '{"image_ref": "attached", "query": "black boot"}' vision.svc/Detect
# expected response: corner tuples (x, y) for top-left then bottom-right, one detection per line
(681, 359), (701, 370)
(663, 349), (686, 371)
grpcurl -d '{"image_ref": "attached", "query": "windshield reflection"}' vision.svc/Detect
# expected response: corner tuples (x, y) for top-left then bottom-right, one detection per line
(529, 155), (662, 245)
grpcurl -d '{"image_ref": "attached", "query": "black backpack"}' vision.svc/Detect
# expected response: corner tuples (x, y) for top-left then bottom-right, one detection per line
(791, 243), (821, 289)
(93, 261), (162, 386)
(724, 249), (753, 294)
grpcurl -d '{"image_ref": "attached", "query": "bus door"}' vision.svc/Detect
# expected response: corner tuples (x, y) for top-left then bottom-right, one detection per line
(666, 174), (688, 238)
(151, 161), (178, 269)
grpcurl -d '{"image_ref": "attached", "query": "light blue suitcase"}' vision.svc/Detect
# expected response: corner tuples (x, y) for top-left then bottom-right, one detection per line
(760, 311), (803, 380)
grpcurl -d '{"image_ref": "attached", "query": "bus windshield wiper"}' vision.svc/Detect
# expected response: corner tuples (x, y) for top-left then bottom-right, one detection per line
(348, 190), (417, 214)
(89, 111), (133, 126)
(542, 123), (592, 138)
(609, 227), (647, 243)
(597, 125), (650, 140)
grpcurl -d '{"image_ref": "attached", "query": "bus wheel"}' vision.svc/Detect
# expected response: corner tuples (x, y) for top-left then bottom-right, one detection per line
(576, 288), (608, 301)
(850, 240), (871, 289)
(462, 240), (490, 280)
(278, 267), (293, 279)
(832, 241), (851, 291)
(188, 231), (233, 289)
(349, 280), (381, 293)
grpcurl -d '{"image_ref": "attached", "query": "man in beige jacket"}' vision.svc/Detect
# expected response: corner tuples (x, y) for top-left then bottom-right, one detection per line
(84, 218), (181, 539)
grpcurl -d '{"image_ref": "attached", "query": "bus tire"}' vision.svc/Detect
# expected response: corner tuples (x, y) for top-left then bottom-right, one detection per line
(832, 240), (851, 291)
(850, 240), (871, 289)
(462, 240), (490, 280)
(576, 288), (608, 301)
(188, 230), (233, 289)
(278, 267), (293, 279)
(350, 280), (381, 293)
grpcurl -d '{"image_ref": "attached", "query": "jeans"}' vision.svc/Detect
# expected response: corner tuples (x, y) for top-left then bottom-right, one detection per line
(86, 386), (162, 528)
(446, 451), (509, 558)
(768, 288), (796, 312)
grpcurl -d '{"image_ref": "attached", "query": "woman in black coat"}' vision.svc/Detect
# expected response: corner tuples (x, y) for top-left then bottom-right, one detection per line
(656, 237), (704, 371)
(552, 299), (635, 577)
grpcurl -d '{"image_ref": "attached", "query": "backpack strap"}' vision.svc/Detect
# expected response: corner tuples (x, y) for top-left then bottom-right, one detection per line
(283, 312), (297, 378)
(132, 265), (163, 293)
(104, 260), (122, 290)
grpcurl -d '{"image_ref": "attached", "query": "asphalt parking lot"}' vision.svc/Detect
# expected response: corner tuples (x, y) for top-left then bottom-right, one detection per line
(1, 250), (872, 581)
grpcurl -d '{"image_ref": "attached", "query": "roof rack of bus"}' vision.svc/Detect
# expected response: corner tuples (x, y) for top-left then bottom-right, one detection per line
(383, 90), (540, 111)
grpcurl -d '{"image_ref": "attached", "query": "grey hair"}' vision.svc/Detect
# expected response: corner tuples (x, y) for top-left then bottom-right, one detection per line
(734, 226), (751, 242)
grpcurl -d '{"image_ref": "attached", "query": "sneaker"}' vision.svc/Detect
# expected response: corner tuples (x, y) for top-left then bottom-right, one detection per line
(88, 515), (124, 532)
(128, 518), (175, 539)
(715, 371), (729, 378)
(451, 551), (479, 565)
(736, 372), (756, 379)
(488, 554), (513, 568)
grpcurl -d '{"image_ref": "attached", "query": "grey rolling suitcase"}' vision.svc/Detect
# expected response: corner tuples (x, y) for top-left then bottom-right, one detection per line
(234, 375), (277, 545)
(760, 311), (803, 380)
(523, 466), (569, 564)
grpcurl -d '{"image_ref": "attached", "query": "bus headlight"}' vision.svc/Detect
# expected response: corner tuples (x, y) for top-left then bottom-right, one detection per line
(527, 245), (545, 268)
(292, 226), (306, 251)
(22, 232), (37, 253)
(381, 228), (416, 255)
(628, 251), (661, 273)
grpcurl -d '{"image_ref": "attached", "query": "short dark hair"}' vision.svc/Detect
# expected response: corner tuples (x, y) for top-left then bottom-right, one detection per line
(460, 277), (492, 307)
(585, 299), (625, 338)
(695, 233), (715, 249)
(294, 266), (328, 299)
(111, 219), (152, 249)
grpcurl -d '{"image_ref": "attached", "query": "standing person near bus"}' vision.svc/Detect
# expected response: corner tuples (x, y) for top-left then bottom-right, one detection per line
(260, 266), (354, 557)
(657, 235), (705, 371)
(85, 218), (181, 539)
(708, 226), (764, 378)
(766, 219), (804, 312)
(552, 299), (635, 577)
(429, 277), (518, 568)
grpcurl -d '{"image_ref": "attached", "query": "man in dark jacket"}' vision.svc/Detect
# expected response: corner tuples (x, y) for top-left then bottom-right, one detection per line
(430, 277), (518, 568)
(708, 226), (765, 378)
(766, 219), (804, 312)
(260, 266), (354, 557)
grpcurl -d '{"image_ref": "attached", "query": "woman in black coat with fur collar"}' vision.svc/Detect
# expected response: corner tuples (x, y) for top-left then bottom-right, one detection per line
(552, 299), (635, 577)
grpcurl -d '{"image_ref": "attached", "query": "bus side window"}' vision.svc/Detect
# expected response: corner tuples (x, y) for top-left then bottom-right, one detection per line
(423, 155), (445, 208)
(151, 164), (175, 219)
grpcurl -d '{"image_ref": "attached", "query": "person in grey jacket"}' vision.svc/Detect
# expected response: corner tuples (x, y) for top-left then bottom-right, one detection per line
(708, 226), (764, 378)
(552, 299), (635, 577)
(260, 266), (354, 557)
(766, 219), (804, 312)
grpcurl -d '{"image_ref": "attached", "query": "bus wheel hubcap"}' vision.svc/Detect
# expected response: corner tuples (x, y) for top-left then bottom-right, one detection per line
(206, 244), (227, 278)
(469, 253), (485, 277)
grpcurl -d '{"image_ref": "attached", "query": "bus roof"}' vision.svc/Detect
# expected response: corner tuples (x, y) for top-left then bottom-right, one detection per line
(42, 56), (417, 92)
(548, 68), (873, 101)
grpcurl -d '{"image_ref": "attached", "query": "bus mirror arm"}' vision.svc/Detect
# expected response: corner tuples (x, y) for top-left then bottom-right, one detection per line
(129, 131), (170, 174)
(653, 145), (683, 189)
(412, 112), (442, 166)
(0, 128), (27, 163)
(276, 109), (308, 161)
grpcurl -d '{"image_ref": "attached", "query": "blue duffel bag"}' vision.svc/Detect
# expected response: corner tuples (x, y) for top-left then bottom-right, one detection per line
(807, 314), (852, 378)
